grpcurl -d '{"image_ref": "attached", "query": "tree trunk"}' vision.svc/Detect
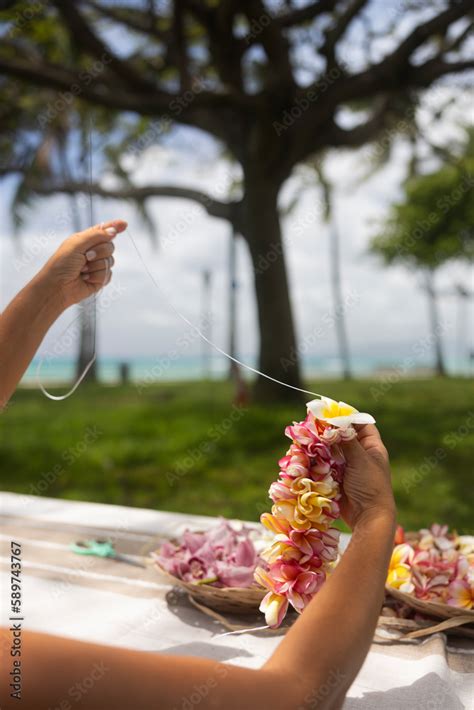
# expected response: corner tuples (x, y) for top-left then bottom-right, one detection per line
(329, 215), (352, 379)
(425, 270), (446, 377)
(76, 302), (97, 382)
(227, 224), (238, 381)
(241, 174), (302, 402)
(70, 194), (97, 383)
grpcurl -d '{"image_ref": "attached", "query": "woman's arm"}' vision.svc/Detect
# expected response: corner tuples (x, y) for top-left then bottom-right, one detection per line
(0, 219), (126, 409)
(0, 425), (395, 709)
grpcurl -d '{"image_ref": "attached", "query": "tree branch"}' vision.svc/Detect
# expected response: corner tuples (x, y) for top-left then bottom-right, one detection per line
(387, 0), (473, 68)
(409, 57), (474, 87)
(276, 0), (339, 28)
(0, 168), (242, 224)
(241, 0), (294, 87)
(53, 0), (154, 91)
(0, 55), (174, 113)
(82, 0), (171, 44)
(327, 96), (392, 147)
(320, 0), (369, 69)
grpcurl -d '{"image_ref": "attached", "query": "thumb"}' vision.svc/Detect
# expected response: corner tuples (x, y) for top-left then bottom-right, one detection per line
(71, 219), (128, 252)
(340, 436), (367, 467)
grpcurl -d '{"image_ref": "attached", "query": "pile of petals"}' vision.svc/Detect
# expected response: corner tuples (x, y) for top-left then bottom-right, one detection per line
(255, 396), (375, 628)
(387, 524), (474, 609)
(154, 518), (264, 588)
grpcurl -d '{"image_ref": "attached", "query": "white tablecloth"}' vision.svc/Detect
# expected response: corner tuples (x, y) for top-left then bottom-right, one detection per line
(1, 492), (472, 709)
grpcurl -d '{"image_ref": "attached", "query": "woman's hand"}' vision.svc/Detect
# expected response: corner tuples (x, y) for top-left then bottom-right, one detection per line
(37, 219), (127, 310)
(339, 424), (396, 530)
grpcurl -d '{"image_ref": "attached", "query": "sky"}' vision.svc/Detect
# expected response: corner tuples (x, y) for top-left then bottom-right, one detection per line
(0, 9), (473, 380)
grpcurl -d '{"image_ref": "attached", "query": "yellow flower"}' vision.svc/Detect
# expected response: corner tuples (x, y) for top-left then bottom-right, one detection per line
(307, 396), (375, 428)
(386, 544), (414, 590)
(272, 494), (337, 532)
(290, 475), (339, 500)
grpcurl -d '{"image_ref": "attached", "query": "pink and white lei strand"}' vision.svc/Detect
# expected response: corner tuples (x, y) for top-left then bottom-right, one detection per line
(255, 397), (375, 628)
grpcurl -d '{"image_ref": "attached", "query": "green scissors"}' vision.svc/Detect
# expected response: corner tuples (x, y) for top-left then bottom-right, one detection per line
(70, 539), (146, 568)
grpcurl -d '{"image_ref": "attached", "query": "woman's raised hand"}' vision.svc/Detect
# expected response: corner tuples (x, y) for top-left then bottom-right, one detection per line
(38, 219), (127, 310)
(339, 424), (396, 530)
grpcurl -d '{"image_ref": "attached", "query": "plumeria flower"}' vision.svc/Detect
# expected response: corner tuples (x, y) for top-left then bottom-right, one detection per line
(448, 578), (474, 610)
(260, 512), (291, 536)
(256, 397), (375, 627)
(259, 591), (289, 628)
(289, 475), (340, 501)
(410, 568), (451, 601)
(306, 396), (375, 429)
(279, 445), (311, 478)
(386, 544), (415, 590)
(272, 494), (339, 531)
(419, 523), (456, 552)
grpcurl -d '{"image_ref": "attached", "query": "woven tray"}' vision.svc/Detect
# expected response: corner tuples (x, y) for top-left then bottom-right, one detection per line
(155, 562), (266, 614)
(385, 586), (474, 629)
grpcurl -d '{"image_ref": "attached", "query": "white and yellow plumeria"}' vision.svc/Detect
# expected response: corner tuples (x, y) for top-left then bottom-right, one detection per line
(306, 396), (375, 428)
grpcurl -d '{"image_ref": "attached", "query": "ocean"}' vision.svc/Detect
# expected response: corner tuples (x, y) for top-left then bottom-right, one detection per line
(23, 352), (473, 386)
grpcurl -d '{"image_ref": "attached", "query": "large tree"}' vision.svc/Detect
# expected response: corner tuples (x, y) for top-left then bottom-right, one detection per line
(0, 0), (473, 399)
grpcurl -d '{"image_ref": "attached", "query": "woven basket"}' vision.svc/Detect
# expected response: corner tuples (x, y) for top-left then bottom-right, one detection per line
(155, 562), (266, 615)
(385, 585), (474, 627)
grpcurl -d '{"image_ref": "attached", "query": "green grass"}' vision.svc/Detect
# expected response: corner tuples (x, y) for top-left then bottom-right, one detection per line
(1, 378), (473, 532)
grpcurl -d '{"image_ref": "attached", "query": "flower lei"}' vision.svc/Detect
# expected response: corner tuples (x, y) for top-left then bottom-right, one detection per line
(255, 396), (375, 628)
(387, 524), (474, 609)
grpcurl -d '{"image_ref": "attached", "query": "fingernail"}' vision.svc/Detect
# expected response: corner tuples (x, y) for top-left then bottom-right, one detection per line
(86, 250), (96, 261)
(105, 227), (117, 237)
(82, 274), (90, 281)
(81, 265), (89, 273)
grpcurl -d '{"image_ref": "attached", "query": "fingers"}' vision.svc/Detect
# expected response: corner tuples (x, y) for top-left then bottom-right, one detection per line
(339, 436), (366, 466)
(81, 256), (115, 274)
(356, 424), (389, 461)
(83, 268), (112, 286)
(83, 241), (115, 264)
(72, 219), (127, 253)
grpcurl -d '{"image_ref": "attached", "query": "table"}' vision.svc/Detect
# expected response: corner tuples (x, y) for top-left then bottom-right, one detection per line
(1, 492), (473, 709)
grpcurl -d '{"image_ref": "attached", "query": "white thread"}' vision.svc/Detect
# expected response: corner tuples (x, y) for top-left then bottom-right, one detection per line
(216, 625), (270, 637)
(38, 124), (103, 401)
(38, 120), (323, 402)
(127, 228), (323, 400)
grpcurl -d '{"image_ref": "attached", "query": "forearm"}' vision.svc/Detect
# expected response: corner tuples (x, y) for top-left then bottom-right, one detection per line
(0, 270), (63, 409)
(0, 516), (394, 710)
(0, 628), (295, 710)
(265, 510), (396, 707)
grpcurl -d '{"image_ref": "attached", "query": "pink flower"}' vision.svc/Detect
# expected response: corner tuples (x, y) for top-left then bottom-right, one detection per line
(155, 520), (260, 588)
(266, 559), (326, 612)
(279, 445), (311, 478)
